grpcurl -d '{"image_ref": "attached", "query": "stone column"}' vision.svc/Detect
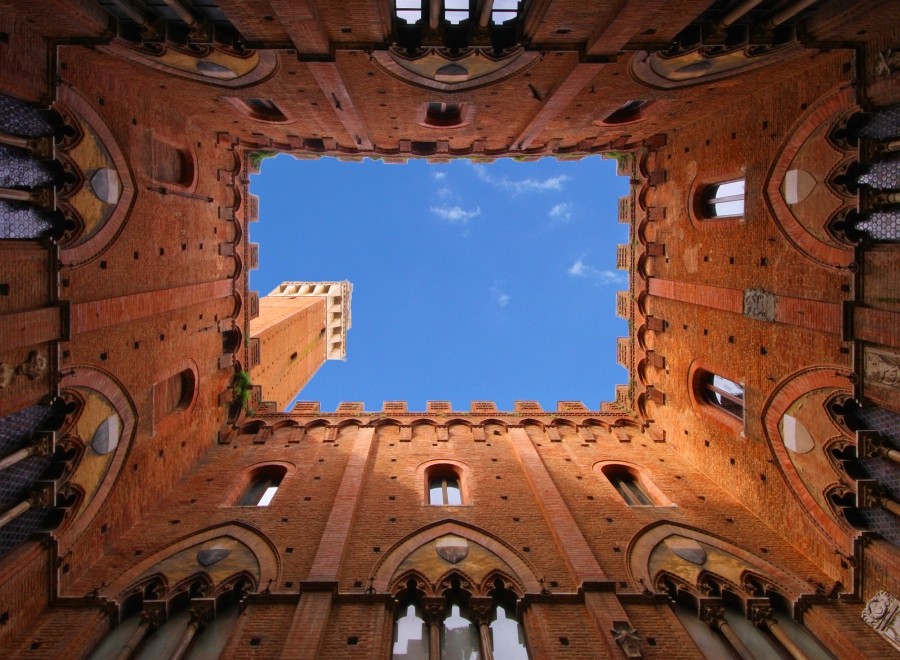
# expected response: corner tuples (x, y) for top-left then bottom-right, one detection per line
(113, 601), (167, 660)
(0, 131), (54, 158)
(699, 601), (755, 660)
(422, 597), (446, 660)
(749, 603), (809, 660)
(859, 479), (900, 518)
(0, 433), (53, 472)
(469, 597), (495, 660)
(169, 598), (215, 660)
(0, 482), (55, 531)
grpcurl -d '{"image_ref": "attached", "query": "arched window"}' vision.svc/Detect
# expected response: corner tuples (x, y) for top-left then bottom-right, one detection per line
(601, 465), (654, 506)
(153, 369), (195, 418)
(441, 591), (478, 658)
(239, 465), (287, 507)
(151, 139), (193, 187)
(700, 179), (745, 218)
(601, 100), (651, 125)
(393, 578), (427, 660)
(702, 373), (744, 421)
(488, 578), (528, 659)
(424, 102), (463, 127)
(227, 97), (288, 123)
(427, 466), (463, 505)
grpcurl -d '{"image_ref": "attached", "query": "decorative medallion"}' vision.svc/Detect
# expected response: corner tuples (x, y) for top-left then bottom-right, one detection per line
(436, 535), (469, 564)
(664, 536), (707, 565)
(197, 547), (232, 567)
(91, 414), (121, 455)
(862, 591), (900, 652)
(780, 414), (815, 454)
(90, 168), (121, 204)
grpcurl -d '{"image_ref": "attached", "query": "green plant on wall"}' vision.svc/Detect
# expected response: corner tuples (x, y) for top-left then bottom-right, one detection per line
(248, 150), (276, 168)
(233, 370), (255, 415)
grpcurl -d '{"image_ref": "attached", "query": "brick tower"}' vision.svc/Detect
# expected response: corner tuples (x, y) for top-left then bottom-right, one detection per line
(249, 281), (352, 411)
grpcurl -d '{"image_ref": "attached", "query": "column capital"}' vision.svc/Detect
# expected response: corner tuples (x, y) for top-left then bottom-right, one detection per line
(469, 597), (494, 626)
(421, 597), (447, 627)
(698, 599), (727, 630)
(747, 601), (777, 629)
(140, 600), (168, 631)
(188, 597), (217, 630)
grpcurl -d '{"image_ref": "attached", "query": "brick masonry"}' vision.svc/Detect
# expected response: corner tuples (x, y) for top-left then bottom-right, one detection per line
(0, 1), (897, 658)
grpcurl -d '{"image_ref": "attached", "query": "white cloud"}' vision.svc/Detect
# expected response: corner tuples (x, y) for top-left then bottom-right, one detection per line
(430, 205), (481, 224)
(490, 284), (510, 307)
(471, 164), (568, 193)
(549, 202), (572, 222)
(433, 171), (447, 180)
(567, 259), (624, 284)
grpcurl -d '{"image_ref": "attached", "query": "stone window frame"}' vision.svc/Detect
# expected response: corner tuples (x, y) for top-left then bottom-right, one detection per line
(225, 461), (295, 508)
(594, 460), (675, 508)
(418, 459), (473, 507)
(696, 177), (746, 220)
(687, 361), (746, 434)
(224, 97), (291, 124)
(597, 100), (653, 126)
(417, 101), (473, 130)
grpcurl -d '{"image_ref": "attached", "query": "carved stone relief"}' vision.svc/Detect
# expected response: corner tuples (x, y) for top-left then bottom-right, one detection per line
(862, 591), (900, 652)
(744, 289), (777, 322)
(865, 348), (900, 390)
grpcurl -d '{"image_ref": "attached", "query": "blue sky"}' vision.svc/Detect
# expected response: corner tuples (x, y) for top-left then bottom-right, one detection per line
(249, 155), (628, 413)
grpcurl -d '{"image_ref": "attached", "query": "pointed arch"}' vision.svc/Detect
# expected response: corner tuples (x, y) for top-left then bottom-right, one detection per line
(627, 522), (817, 601)
(56, 367), (137, 553)
(99, 522), (280, 603)
(370, 520), (541, 594)
(760, 366), (856, 549)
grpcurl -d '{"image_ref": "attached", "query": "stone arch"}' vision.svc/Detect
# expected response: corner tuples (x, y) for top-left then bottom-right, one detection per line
(763, 85), (857, 270)
(371, 520), (541, 594)
(103, 43), (279, 88)
(627, 522), (817, 602)
(56, 367), (137, 553)
(760, 366), (856, 549)
(101, 522), (280, 602)
(55, 86), (137, 268)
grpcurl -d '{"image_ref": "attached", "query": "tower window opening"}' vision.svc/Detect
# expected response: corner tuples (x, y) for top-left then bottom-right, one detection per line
(602, 100), (651, 125)
(702, 179), (745, 218)
(426, 102), (462, 127)
(239, 465), (287, 506)
(703, 373), (744, 421)
(601, 465), (655, 506)
(429, 471), (463, 505)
